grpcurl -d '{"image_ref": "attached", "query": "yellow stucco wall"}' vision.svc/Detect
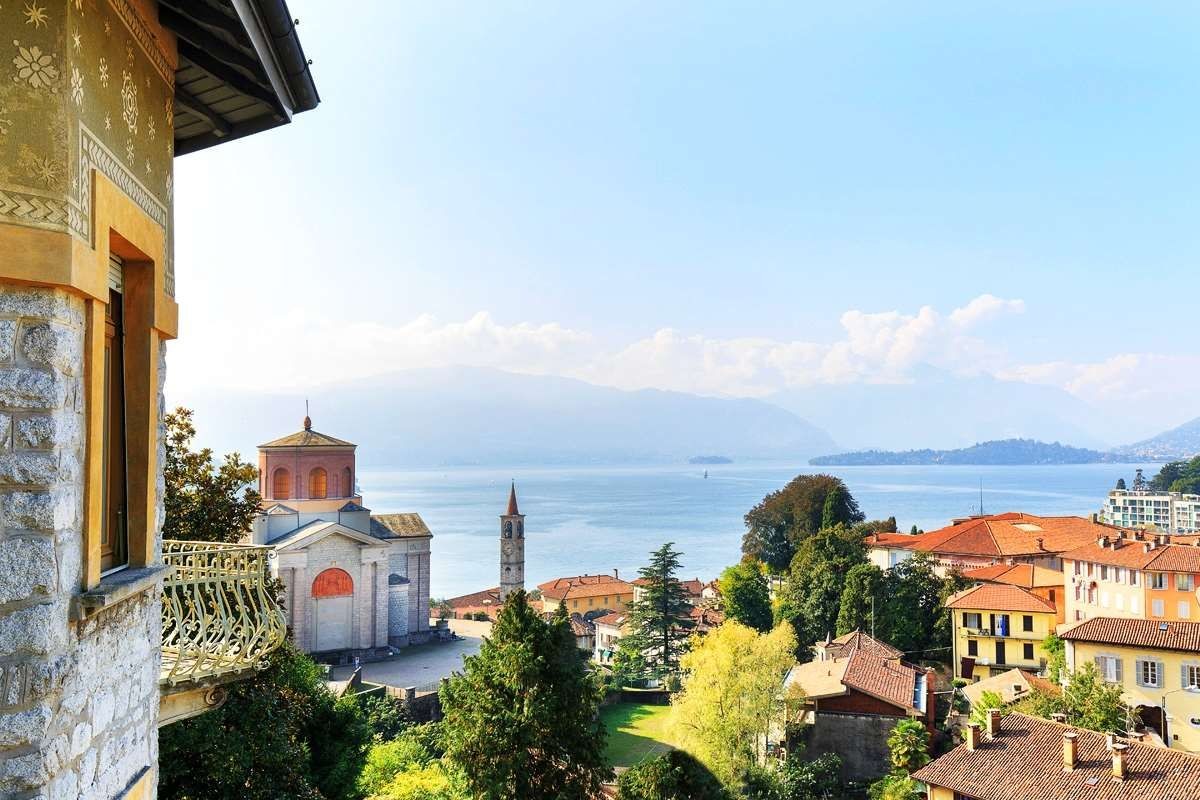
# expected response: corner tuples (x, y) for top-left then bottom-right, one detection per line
(1068, 639), (1200, 753)
(541, 591), (633, 615)
(952, 606), (1058, 681)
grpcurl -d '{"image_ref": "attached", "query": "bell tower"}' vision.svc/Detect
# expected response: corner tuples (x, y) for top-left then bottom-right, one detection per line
(500, 482), (526, 602)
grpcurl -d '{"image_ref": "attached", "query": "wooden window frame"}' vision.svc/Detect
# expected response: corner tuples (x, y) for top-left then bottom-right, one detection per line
(309, 467), (328, 499)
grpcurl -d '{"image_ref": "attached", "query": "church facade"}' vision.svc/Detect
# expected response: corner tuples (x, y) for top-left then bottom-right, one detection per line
(251, 417), (433, 657)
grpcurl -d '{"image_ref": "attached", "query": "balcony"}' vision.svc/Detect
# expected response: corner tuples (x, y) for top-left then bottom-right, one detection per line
(159, 540), (286, 722)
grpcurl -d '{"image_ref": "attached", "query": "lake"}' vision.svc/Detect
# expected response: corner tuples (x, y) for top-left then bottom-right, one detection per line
(358, 462), (1155, 598)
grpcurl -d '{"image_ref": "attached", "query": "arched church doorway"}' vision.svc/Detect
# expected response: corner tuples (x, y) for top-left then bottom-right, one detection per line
(312, 568), (354, 652)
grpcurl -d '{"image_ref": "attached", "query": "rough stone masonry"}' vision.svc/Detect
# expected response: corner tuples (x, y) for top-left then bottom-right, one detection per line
(0, 286), (162, 799)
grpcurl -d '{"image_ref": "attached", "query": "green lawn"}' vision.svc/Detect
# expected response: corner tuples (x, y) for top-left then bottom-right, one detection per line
(600, 702), (676, 768)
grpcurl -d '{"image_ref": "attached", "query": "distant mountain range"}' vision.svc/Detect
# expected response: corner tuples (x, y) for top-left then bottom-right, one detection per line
(1111, 417), (1200, 461)
(810, 438), (1116, 466)
(173, 366), (837, 467)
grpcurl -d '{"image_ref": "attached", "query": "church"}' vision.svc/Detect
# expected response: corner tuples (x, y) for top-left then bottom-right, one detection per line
(249, 415), (433, 658)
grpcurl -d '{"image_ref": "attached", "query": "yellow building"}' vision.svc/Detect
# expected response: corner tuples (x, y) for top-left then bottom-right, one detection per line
(1061, 616), (1200, 752)
(538, 574), (635, 614)
(946, 582), (1058, 681)
(0, 1), (318, 796)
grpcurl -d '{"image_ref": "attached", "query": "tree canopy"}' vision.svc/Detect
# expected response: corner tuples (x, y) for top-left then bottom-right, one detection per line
(1151, 456), (1200, 495)
(668, 621), (797, 789)
(742, 475), (864, 572)
(622, 542), (694, 678)
(616, 750), (728, 800)
(1012, 663), (1132, 734)
(775, 526), (867, 657)
(439, 590), (610, 799)
(164, 407), (261, 544)
(718, 561), (773, 633)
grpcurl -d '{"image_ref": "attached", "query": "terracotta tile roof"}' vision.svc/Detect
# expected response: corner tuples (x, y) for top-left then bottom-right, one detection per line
(631, 577), (706, 596)
(784, 657), (852, 701)
(593, 611), (626, 628)
(881, 514), (1111, 559)
(824, 630), (903, 660)
(370, 513), (432, 539)
(960, 668), (1060, 708)
(689, 605), (725, 631)
(445, 587), (502, 608)
(841, 649), (923, 712)
(1059, 617), (1200, 653)
(962, 563), (1064, 589)
(1062, 535), (1200, 573)
(538, 574), (634, 601)
(912, 712), (1200, 800)
(946, 583), (1057, 613)
(258, 427), (355, 448)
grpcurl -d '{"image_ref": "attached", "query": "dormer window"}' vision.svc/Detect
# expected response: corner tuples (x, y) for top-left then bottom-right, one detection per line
(310, 467), (328, 499)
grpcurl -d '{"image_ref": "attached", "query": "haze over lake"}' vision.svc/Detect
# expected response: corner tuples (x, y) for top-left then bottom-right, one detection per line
(359, 462), (1155, 598)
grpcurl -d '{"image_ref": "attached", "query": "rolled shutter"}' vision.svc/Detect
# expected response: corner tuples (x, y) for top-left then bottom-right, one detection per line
(108, 253), (123, 293)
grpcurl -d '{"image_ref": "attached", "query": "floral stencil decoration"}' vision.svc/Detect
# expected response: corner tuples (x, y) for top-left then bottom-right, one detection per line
(12, 41), (58, 90)
(18, 145), (59, 187)
(121, 69), (137, 133)
(98, 57), (108, 87)
(24, 3), (49, 29)
(70, 66), (83, 106)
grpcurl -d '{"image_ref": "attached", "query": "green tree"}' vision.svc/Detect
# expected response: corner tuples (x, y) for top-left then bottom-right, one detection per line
(159, 642), (372, 800)
(743, 475), (865, 572)
(719, 561), (773, 633)
(439, 590), (610, 799)
(885, 718), (930, 775)
(1151, 458), (1200, 493)
(877, 553), (945, 656)
(669, 622), (797, 788)
(623, 543), (694, 677)
(358, 693), (413, 742)
(835, 563), (885, 636)
(359, 736), (432, 797)
(777, 752), (845, 800)
(164, 407), (262, 544)
(1042, 632), (1066, 684)
(1062, 663), (1134, 734)
(867, 775), (922, 800)
(616, 750), (729, 800)
(777, 527), (867, 657)
(969, 690), (1005, 728)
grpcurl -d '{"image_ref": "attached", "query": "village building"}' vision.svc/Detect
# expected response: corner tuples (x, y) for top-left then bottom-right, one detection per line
(867, 513), (1113, 576)
(913, 711), (1200, 800)
(0, 2), (318, 796)
(539, 573), (635, 616)
(1060, 616), (1200, 752)
(632, 576), (707, 605)
(958, 667), (1060, 713)
(593, 611), (627, 665)
(249, 417), (432, 657)
(946, 583), (1058, 682)
(775, 631), (935, 780)
(1060, 530), (1200, 623)
(960, 562), (1066, 623)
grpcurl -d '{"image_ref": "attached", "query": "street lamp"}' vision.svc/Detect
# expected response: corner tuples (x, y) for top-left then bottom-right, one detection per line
(1160, 685), (1200, 748)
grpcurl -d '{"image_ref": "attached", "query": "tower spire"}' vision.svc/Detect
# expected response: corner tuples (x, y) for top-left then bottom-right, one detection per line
(303, 398), (311, 431)
(506, 480), (519, 516)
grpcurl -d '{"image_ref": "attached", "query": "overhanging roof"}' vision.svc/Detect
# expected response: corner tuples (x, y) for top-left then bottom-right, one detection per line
(160, 0), (320, 155)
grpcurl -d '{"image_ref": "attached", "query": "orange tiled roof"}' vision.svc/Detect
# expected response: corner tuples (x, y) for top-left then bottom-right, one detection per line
(445, 587), (502, 608)
(946, 583), (1057, 613)
(1062, 535), (1200, 573)
(538, 574), (634, 601)
(593, 611), (626, 628)
(841, 649), (924, 712)
(258, 427), (355, 449)
(631, 576), (706, 596)
(961, 563), (1064, 589)
(824, 630), (903, 660)
(878, 514), (1110, 559)
(912, 712), (1200, 800)
(689, 605), (725, 631)
(1059, 617), (1200, 652)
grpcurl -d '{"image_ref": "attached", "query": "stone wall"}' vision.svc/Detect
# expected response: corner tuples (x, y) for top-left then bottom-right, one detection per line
(800, 711), (900, 782)
(0, 286), (161, 798)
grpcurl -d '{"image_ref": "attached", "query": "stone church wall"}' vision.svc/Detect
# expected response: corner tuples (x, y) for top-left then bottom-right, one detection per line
(0, 287), (161, 798)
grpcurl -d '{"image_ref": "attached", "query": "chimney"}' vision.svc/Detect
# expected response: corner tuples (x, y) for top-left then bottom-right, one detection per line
(1063, 732), (1079, 771)
(1112, 743), (1128, 780)
(1050, 712), (1067, 723)
(613, 568), (618, 580)
(1105, 733), (1115, 751)
(986, 708), (1001, 737)
(966, 724), (982, 751)
(1127, 731), (1144, 744)
(1097, 536), (1107, 548)
(1036, 537), (1044, 551)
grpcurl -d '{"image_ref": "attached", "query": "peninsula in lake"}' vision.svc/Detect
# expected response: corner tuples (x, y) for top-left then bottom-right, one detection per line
(809, 438), (1117, 466)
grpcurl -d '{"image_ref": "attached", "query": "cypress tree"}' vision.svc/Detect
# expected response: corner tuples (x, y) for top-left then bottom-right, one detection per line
(623, 542), (694, 678)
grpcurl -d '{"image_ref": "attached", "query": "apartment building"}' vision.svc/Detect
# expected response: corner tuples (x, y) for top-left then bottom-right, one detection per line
(1061, 532), (1200, 622)
(947, 583), (1058, 682)
(1102, 488), (1200, 533)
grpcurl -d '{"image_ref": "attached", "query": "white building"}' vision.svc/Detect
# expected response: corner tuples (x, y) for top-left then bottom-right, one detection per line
(250, 417), (433, 659)
(1101, 487), (1200, 534)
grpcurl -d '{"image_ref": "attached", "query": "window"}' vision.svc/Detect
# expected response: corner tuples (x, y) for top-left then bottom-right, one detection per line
(1130, 570), (1139, 586)
(1023, 642), (1034, 660)
(967, 639), (978, 657)
(963, 612), (982, 629)
(1180, 601), (1191, 619)
(309, 467), (328, 499)
(1184, 663), (1200, 690)
(1022, 615), (1034, 632)
(1115, 568), (1124, 583)
(995, 641), (1006, 664)
(1100, 565), (1109, 581)
(312, 567), (353, 598)
(343, 467), (353, 497)
(272, 467), (291, 500)
(1095, 655), (1122, 683)
(1178, 574), (1195, 591)
(1153, 599), (1165, 618)
(1073, 560), (1081, 576)
(1151, 572), (1168, 590)
(102, 287), (128, 573)
(1137, 659), (1161, 688)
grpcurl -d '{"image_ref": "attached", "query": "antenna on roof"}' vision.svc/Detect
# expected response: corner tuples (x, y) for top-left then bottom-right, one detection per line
(303, 398), (312, 431)
(980, 477), (984, 516)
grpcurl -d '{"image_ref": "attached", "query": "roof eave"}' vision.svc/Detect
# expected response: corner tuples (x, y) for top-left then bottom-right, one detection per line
(230, 0), (320, 118)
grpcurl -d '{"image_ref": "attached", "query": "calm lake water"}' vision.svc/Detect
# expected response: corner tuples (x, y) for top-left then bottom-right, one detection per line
(358, 462), (1155, 598)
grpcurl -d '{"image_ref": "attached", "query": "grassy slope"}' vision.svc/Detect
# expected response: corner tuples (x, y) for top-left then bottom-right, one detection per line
(600, 703), (676, 768)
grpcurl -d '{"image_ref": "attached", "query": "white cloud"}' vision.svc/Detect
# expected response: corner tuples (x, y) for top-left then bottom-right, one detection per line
(1001, 353), (1200, 408)
(949, 293), (1025, 327)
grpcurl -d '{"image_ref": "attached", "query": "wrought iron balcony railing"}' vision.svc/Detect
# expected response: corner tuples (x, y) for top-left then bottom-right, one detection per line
(161, 540), (286, 686)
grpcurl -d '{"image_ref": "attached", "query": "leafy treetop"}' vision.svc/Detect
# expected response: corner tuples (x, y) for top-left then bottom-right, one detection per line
(742, 474), (864, 572)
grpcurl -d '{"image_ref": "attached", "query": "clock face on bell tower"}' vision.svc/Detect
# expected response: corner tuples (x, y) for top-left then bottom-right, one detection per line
(499, 481), (526, 602)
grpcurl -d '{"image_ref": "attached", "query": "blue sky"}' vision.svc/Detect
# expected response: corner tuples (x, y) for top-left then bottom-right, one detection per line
(169, 2), (1200, 431)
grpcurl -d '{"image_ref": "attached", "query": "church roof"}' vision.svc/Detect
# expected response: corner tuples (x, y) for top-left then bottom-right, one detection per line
(506, 482), (520, 516)
(259, 427), (356, 449)
(370, 513), (433, 540)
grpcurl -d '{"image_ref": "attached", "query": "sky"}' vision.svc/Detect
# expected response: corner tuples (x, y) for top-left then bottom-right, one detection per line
(168, 2), (1200, 437)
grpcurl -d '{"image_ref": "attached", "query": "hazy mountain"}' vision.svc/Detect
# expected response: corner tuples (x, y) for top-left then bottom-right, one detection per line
(810, 438), (1112, 466)
(770, 368), (1112, 451)
(1112, 417), (1200, 461)
(173, 366), (837, 466)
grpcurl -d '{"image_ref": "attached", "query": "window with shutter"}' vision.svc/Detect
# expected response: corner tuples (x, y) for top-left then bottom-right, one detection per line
(101, 272), (128, 574)
(1183, 662), (1200, 690)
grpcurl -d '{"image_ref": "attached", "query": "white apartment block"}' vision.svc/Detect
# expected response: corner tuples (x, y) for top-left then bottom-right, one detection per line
(1101, 489), (1200, 533)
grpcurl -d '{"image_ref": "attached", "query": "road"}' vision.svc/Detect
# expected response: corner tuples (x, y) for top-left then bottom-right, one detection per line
(329, 619), (487, 690)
